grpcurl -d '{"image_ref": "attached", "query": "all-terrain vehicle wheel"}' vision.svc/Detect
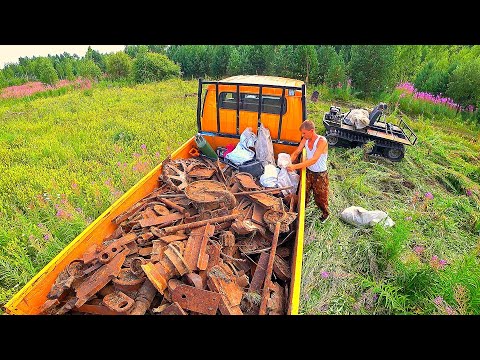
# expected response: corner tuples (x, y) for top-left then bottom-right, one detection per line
(326, 132), (340, 146)
(385, 146), (405, 162)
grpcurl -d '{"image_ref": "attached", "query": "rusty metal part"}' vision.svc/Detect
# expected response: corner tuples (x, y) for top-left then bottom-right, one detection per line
(97, 284), (115, 298)
(141, 262), (170, 294)
(153, 204), (170, 216)
(74, 303), (120, 315)
(163, 243), (190, 275)
(142, 207), (157, 219)
(83, 244), (102, 264)
(103, 291), (135, 313)
(248, 192), (285, 210)
(168, 278), (183, 293)
(113, 268), (145, 292)
(160, 213), (242, 235)
(259, 221), (281, 315)
(103, 226), (125, 243)
(74, 249), (128, 308)
(273, 255), (291, 282)
(99, 233), (137, 264)
(231, 219), (265, 236)
(207, 264), (244, 315)
(159, 302), (188, 315)
(249, 252), (269, 293)
(187, 167), (216, 179)
(266, 281), (285, 315)
(125, 241), (139, 256)
(158, 197), (188, 214)
(171, 284), (221, 315)
(251, 203), (267, 226)
(231, 172), (260, 190)
(183, 273), (205, 289)
(151, 240), (166, 262)
(159, 234), (188, 243)
(236, 274), (249, 288)
(130, 257), (147, 276)
(139, 212), (184, 228)
(263, 210), (297, 233)
(66, 260), (85, 279)
(184, 180), (226, 203)
(138, 246), (153, 257)
(46, 267), (77, 300)
(55, 296), (78, 315)
(276, 246), (291, 259)
(137, 232), (154, 246)
(38, 298), (60, 314)
(162, 159), (190, 191)
(184, 224), (214, 271)
(129, 279), (158, 315)
(234, 186), (293, 197)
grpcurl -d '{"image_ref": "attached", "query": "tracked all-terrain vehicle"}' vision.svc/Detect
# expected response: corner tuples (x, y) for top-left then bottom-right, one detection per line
(323, 103), (417, 161)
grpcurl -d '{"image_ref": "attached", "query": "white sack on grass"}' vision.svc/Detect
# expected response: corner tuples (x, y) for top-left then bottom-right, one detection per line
(226, 127), (257, 165)
(277, 153), (291, 168)
(340, 206), (395, 227)
(255, 123), (275, 167)
(260, 164), (279, 188)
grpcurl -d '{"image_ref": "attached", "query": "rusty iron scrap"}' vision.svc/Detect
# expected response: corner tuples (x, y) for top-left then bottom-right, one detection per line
(40, 155), (297, 315)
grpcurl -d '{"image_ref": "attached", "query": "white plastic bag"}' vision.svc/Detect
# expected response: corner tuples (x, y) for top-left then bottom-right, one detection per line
(226, 127), (257, 165)
(255, 123), (275, 167)
(277, 153), (291, 168)
(260, 164), (279, 188)
(277, 168), (300, 195)
(340, 206), (395, 227)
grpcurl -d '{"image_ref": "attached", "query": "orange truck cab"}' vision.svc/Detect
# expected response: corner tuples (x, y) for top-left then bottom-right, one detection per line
(4, 75), (309, 315)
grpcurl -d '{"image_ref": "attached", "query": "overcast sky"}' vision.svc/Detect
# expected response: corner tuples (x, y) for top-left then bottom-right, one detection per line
(0, 45), (125, 69)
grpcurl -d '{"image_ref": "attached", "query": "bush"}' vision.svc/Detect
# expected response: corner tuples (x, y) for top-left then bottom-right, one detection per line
(77, 59), (102, 81)
(34, 58), (59, 85)
(133, 52), (180, 84)
(106, 52), (133, 80)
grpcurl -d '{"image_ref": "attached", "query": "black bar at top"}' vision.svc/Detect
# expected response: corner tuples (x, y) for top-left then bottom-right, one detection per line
(199, 131), (300, 147)
(201, 80), (302, 90)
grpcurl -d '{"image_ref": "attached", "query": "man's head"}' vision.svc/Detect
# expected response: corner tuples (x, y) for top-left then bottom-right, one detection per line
(299, 120), (316, 140)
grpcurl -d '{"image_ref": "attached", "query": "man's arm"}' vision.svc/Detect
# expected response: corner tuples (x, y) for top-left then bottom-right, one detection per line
(287, 138), (326, 171)
(290, 138), (306, 163)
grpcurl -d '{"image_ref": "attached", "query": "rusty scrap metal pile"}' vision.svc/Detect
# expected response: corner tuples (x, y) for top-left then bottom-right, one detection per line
(40, 156), (298, 315)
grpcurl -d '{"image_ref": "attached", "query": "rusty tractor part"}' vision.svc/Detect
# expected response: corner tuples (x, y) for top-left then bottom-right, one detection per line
(230, 172), (261, 190)
(263, 209), (297, 233)
(183, 273), (205, 289)
(103, 291), (135, 313)
(207, 264), (244, 315)
(129, 279), (157, 315)
(184, 180), (235, 211)
(184, 224), (214, 271)
(159, 302), (188, 315)
(159, 213), (242, 236)
(157, 198), (188, 214)
(98, 233), (137, 264)
(273, 255), (291, 282)
(112, 268), (145, 292)
(130, 257), (147, 276)
(171, 284), (221, 315)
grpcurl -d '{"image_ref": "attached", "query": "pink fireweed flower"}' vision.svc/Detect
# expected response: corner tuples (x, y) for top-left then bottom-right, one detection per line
(321, 271), (330, 279)
(43, 234), (50, 240)
(433, 296), (444, 306)
(71, 182), (78, 189)
(424, 192), (434, 200)
(405, 216), (412, 221)
(141, 144), (147, 151)
(466, 189), (472, 197)
(413, 245), (425, 255)
(133, 152), (141, 158)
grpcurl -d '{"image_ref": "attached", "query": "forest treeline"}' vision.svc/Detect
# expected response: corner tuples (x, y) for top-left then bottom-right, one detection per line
(1, 45), (479, 117)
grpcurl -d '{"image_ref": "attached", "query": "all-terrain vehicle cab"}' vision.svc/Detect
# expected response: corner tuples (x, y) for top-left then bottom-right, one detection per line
(322, 103), (417, 161)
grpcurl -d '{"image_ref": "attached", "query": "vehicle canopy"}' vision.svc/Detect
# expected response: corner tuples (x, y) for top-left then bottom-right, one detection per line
(197, 75), (307, 146)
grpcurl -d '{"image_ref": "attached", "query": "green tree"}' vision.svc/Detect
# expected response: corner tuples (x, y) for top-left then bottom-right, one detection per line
(349, 45), (395, 97)
(393, 45), (423, 83)
(210, 45), (233, 78)
(132, 52), (180, 83)
(106, 51), (133, 80)
(226, 47), (243, 76)
(316, 45), (338, 84)
(325, 52), (347, 88)
(34, 57), (59, 85)
(77, 59), (102, 80)
(446, 59), (480, 111)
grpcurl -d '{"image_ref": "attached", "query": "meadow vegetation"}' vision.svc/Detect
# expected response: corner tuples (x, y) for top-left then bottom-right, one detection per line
(0, 78), (479, 315)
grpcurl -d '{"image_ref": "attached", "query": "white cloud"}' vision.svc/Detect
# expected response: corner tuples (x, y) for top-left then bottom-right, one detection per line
(0, 45), (125, 69)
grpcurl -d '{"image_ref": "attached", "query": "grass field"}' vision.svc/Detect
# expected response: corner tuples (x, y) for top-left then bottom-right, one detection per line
(0, 79), (479, 314)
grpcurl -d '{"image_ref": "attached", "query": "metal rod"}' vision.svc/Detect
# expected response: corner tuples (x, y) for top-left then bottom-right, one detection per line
(158, 213), (242, 234)
(216, 82), (220, 132)
(257, 85), (263, 128)
(236, 84), (240, 135)
(258, 221), (281, 315)
(156, 186), (293, 198)
(278, 87), (285, 140)
(301, 84), (307, 121)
